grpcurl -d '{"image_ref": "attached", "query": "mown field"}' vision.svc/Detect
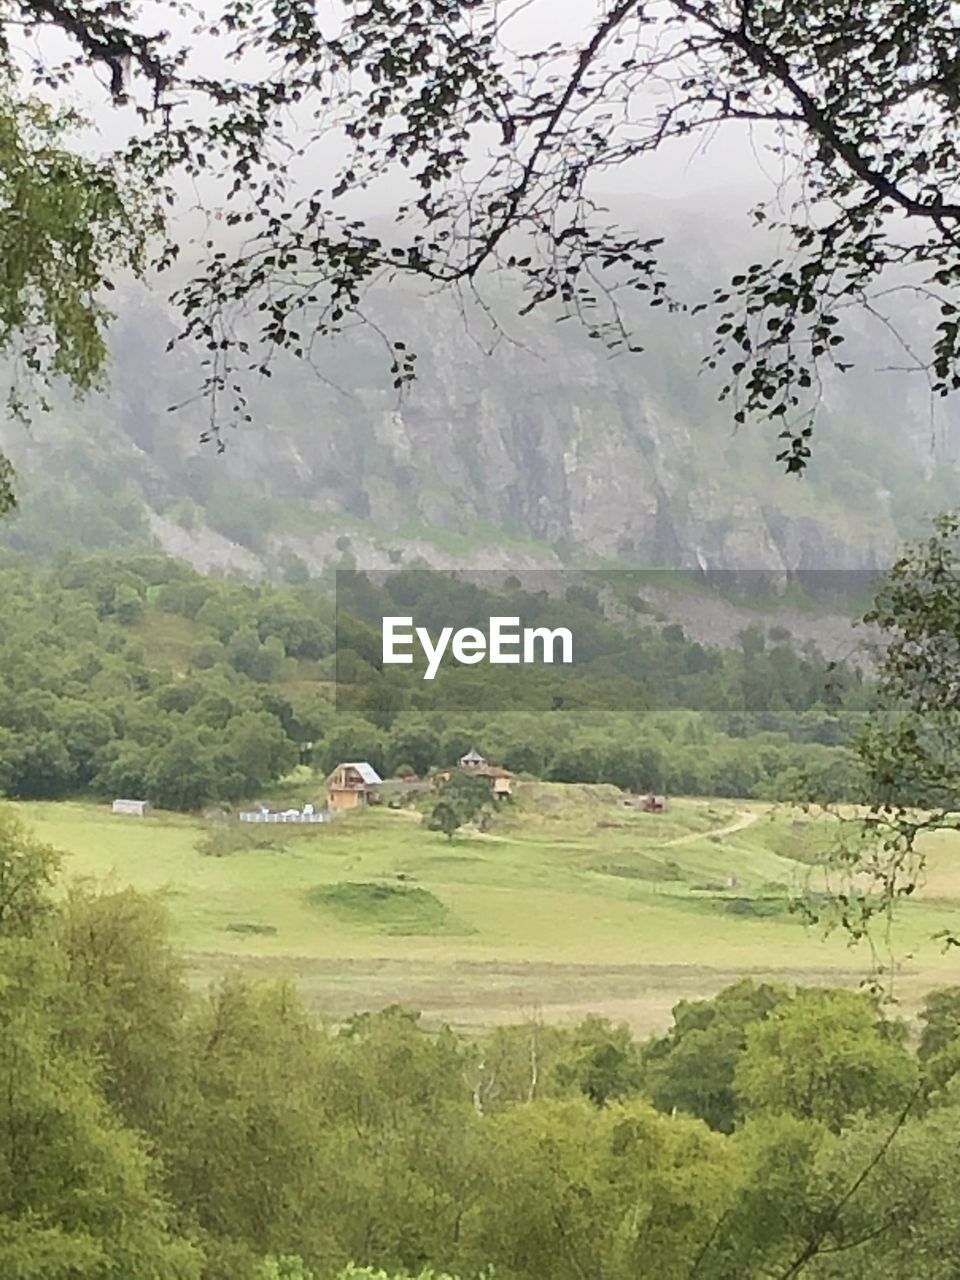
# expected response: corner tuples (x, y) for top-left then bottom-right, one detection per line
(17, 784), (960, 1034)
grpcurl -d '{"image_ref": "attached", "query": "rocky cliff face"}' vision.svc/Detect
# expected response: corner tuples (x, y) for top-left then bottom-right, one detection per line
(0, 206), (957, 574)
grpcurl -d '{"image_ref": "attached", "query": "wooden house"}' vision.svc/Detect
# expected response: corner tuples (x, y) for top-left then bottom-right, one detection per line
(327, 761), (383, 811)
(440, 748), (515, 798)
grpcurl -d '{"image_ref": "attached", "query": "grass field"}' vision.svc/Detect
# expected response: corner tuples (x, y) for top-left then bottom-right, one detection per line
(16, 784), (960, 1035)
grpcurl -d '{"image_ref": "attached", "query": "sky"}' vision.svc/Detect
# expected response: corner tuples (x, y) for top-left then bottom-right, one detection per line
(16, 0), (779, 211)
(484, 0), (783, 202)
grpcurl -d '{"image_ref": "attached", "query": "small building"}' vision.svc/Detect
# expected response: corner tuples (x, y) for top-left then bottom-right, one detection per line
(439, 750), (515, 798)
(481, 765), (515, 798)
(112, 798), (152, 817)
(327, 761), (383, 811)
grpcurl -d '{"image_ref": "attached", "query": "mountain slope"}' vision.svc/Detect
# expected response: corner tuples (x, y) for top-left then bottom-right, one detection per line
(0, 196), (957, 574)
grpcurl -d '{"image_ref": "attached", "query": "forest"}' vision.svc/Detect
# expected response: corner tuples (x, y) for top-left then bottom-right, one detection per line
(0, 551), (873, 809)
(3, 805), (960, 1280)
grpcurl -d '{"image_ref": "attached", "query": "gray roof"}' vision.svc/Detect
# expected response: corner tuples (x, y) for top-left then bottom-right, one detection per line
(342, 761), (383, 785)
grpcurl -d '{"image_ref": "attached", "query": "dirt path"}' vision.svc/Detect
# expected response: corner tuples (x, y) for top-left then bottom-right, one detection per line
(661, 808), (761, 847)
(464, 807), (763, 852)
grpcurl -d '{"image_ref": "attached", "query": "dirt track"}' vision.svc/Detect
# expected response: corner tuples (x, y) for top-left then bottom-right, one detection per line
(662, 809), (760, 847)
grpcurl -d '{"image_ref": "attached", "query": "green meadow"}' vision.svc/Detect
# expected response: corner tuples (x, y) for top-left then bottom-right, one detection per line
(18, 785), (960, 1034)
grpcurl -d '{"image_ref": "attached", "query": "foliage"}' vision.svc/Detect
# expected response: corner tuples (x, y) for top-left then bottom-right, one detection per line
(0, 89), (160, 505)
(734, 988), (919, 1132)
(2, 0), (959, 470)
(426, 801), (462, 842)
(550, 1015), (643, 1107)
(427, 770), (493, 840)
(0, 814), (201, 1278)
(0, 553), (329, 808)
(0, 550), (871, 809)
(0, 807), (61, 935)
(831, 511), (960, 944)
(332, 1268), (462, 1280)
(258, 1259), (316, 1280)
(0, 806), (959, 1278)
(918, 987), (960, 1093)
(54, 885), (189, 1135)
(640, 978), (789, 1132)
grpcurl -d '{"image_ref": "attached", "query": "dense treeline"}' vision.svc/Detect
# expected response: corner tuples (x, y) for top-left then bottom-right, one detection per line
(0, 553), (326, 808)
(5, 808), (960, 1279)
(0, 552), (871, 808)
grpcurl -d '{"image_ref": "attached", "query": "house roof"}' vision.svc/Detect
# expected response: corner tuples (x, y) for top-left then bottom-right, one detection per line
(458, 763), (514, 779)
(338, 761), (383, 785)
(459, 747), (487, 764)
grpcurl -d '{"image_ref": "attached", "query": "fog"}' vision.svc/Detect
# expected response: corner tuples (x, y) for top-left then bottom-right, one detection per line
(13, 0), (782, 226)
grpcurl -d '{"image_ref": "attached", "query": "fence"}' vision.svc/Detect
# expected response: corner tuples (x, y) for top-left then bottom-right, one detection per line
(238, 810), (331, 824)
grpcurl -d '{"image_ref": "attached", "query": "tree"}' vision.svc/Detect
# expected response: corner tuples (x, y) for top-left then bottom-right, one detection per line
(318, 721), (385, 778)
(0, 807), (61, 936)
(549, 1015), (643, 1107)
(426, 770), (492, 840)
(386, 720), (441, 779)
(734, 988), (919, 1132)
(3, 730), (74, 799)
(160, 977), (334, 1265)
(916, 987), (960, 1094)
(845, 512), (960, 943)
(718, 1104), (960, 1278)
(640, 979), (789, 1132)
(0, 941), (202, 1279)
(258, 1259), (317, 1280)
(806, 1106), (960, 1279)
(218, 710), (297, 799)
(426, 801), (462, 842)
(330, 1270), (461, 1280)
(144, 731), (218, 811)
(4, 1), (960, 477)
(94, 739), (152, 800)
(709, 1112), (831, 1277)
(469, 1021), (570, 1113)
(112, 584), (144, 626)
(599, 740), (663, 793)
(55, 885), (190, 1137)
(0, 89), (159, 513)
(0, 832), (200, 1279)
(320, 1008), (478, 1274)
(61, 704), (115, 788)
(459, 1097), (733, 1280)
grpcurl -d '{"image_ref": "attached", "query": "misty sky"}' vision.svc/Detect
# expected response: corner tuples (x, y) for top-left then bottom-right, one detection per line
(39, 0), (781, 215)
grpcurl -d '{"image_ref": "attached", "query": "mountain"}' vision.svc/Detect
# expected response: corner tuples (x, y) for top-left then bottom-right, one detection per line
(0, 194), (957, 576)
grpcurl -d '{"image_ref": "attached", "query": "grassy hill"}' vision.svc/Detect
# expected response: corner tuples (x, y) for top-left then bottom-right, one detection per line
(19, 784), (960, 1035)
